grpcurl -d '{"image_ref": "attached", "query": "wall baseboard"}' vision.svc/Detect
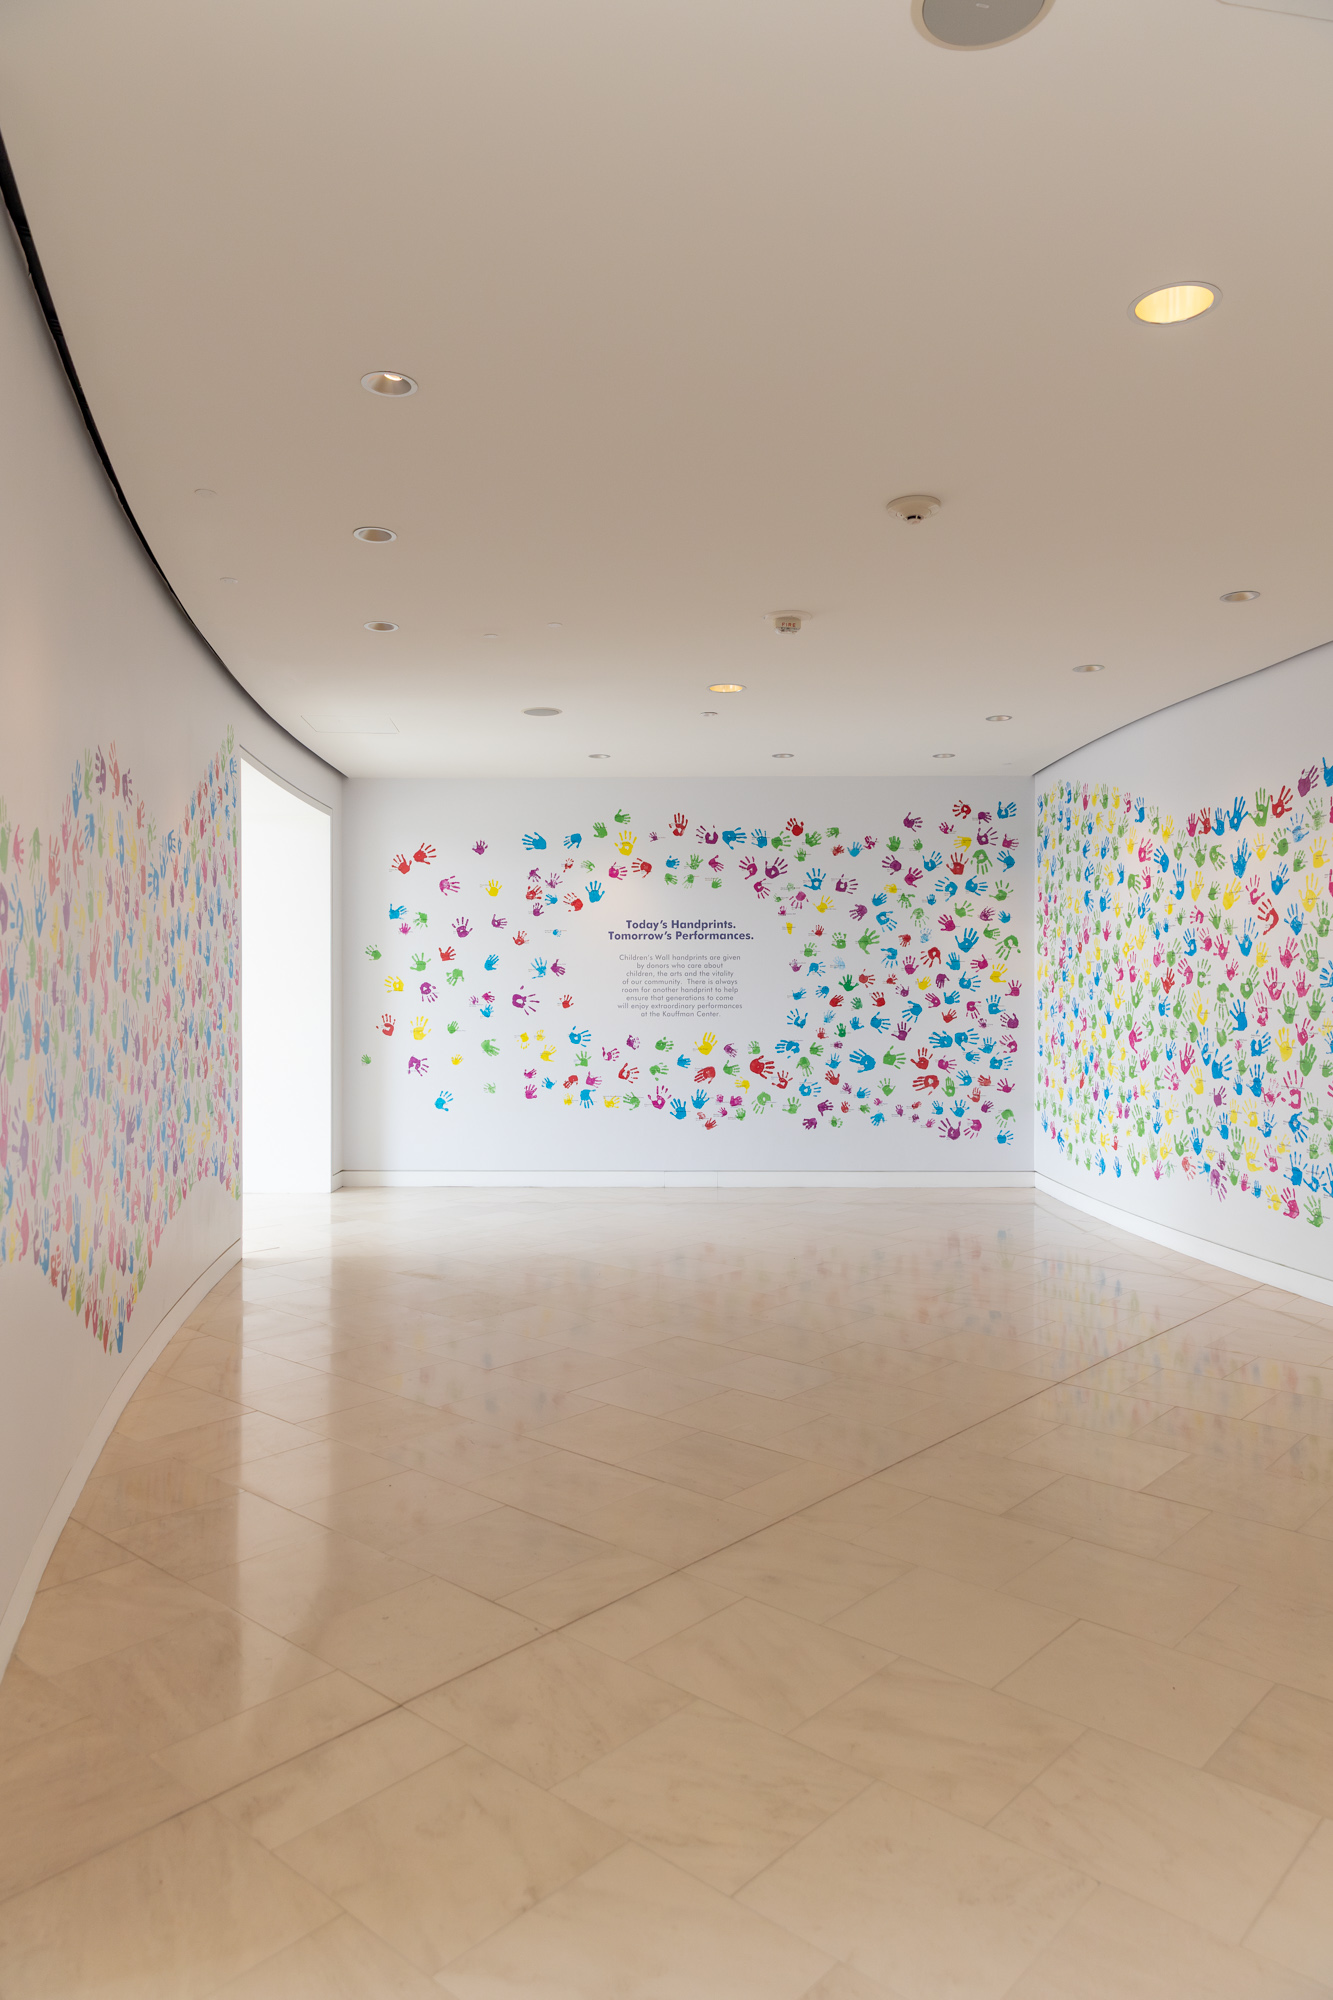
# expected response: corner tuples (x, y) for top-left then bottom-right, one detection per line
(1035, 1171), (1333, 1310)
(340, 1168), (1037, 1190)
(0, 1238), (242, 1676)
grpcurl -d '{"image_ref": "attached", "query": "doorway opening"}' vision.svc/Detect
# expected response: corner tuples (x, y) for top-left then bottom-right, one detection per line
(241, 758), (331, 1192)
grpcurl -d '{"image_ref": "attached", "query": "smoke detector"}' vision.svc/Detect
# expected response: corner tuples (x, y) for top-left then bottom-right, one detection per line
(768, 610), (807, 634)
(886, 494), (941, 523)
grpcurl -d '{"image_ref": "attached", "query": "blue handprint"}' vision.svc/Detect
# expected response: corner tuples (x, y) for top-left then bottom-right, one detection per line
(579, 1088), (595, 1108)
(669, 1097), (687, 1119)
(1227, 797), (1247, 832)
(850, 1048), (875, 1072)
(485, 952), (499, 971)
(564, 832), (582, 849)
(1286, 903), (1305, 937)
(1229, 999), (1248, 1033)
(1231, 840), (1249, 879)
(752, 827), (768, 848)
(522, 832), (547, 851)
(721, 827), (746, 848)
(530, 957), (548, 978)
(788, 1009), (808, 1028)
(957, 926), (979, 951)
(569, 1026), (591, 1047)
(1271, 866), (1289, 896)
(806, 869), (825, 891)
(1237, 920), (1256, 958)
(677, 1053), (691, 1067)
(389, 903), (406, 920)
(434, 1090), (453, 1110)
(586, 880), (604, 902)
(923, 851), (942, 872)
(691, 1090), (709, 1110)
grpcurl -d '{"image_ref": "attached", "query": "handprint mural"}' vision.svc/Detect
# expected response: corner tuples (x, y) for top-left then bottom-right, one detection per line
(360, 795), (1023, 1143)
(1038, 768), (1333, 1227)
(0, 736), (239, 1353)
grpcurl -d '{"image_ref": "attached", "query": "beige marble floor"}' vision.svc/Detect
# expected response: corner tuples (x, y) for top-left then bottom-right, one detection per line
(4, 1189), (1333, 1996)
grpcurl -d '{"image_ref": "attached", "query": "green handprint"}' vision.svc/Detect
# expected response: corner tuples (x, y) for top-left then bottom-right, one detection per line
(592, 820), (608, 838)
(655, 1035), (674, 1051)
(688, 855), (701, 871)
(414, 911), (428, 927)
(361, 1053), (371, 1064)
(832, 932), (847, 949)
(1308, 1197), (1323, 1228)
(411, 953), (428, 971)
(614, 807), (631, 824)
(1251, 787), (1270, 827)
(481, 1039), (499, 1056)
(365, 945), (382, 960)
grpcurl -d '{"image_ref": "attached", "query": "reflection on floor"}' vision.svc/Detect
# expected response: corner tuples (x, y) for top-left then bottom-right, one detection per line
(3, 1189), (1333, 1995)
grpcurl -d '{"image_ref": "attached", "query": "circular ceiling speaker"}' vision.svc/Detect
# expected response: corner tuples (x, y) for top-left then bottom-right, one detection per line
(914, 0), (1056, 49)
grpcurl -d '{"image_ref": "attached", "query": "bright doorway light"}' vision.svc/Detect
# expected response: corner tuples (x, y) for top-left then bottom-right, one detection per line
(241, 760), (331, 1192)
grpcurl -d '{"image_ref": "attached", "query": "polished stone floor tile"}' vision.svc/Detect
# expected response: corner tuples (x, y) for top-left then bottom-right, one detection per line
(12, 1188), (1333, 1995)
(1006, 1882), (1329, 1999)
(554, 1701), (869, 1892)
(440, 1843), (833, 1999)
(792, 1659), (1082, 1824)
(410, 1634), (688, 1787)
(739, 1780), (1094, 2000)
(991, 1730), (1315, 1943)
(275, 1745), (620, 1972)
(831, 1565), (1075, 1687)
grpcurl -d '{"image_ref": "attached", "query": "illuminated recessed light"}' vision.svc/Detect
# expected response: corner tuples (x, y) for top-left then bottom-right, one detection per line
(361, 372), (418, 396)
(354, 526), (396, 543)
(709, 683), (745, 694)
(364, 620), (398, 633)
(548, 621), (563, 630)
(986, 713), (1012, 722)
(524, 706), (561, 717)
(1131, 283), (1218, 326)
(1072, 662), (1105, 674)
(588, 753), (610, 759)
(772, 752), (794, 759)
(1221, 589), (1260, 602)
(932, 752), (955, 760)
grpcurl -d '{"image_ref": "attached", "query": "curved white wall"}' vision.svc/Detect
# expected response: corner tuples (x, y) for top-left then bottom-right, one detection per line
(0, 211), (342, 1665)
(1035, 641), (1333, 1300)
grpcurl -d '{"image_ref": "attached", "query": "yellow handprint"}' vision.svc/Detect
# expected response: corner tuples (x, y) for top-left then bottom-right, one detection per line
(615, 832), (636, 856)
(696, 1032), (718, 1056)
(1302, 881), (1321, 913)
(486, 879), (502, 897)
(411, 1015), (430, 1040)
(1312, 840), (1329, 869)
(384, 975), (404, 993)
(1221, 881), (1240, 910)
(1189, 872), (1204, 901)
(452, 1053), (464, 1065)
(815, 895), (833, 914)
(1278, 1027), (1294, 1061)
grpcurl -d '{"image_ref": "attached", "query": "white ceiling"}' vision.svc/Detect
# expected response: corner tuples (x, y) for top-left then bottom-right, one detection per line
(1, 0), (1330, 778)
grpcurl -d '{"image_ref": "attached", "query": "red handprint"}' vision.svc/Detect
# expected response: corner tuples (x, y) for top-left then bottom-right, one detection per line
(670, 813), (689, 838)
(1271, 785), (1293, 819)
(413, 842), (436, 864)
(380, 1014), (395, 1036)
(392, 854), (411, 874)
(560, 993), (574, 1008)
(438, 945), (456, 962)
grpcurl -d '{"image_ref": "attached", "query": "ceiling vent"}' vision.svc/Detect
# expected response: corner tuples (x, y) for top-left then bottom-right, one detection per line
(914, 0), (1056, 48)
(886, 494), (941, 523)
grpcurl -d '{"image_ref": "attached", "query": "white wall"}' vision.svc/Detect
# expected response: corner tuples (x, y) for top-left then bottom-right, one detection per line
(242, 761), (332, 1193)
(343, 776), (1033, 1181)
(0, 211), (342, 1664)
(1035, 641), (1333, 1293)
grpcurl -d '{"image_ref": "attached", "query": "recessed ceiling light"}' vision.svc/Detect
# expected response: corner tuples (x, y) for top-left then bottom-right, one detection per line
(1131, 283), (1218, 326)
(986, 713), (1012, 722)
(354, 526), (396, 543)
(702, 710), (718, 716)
(361, 372), (418, 396)
(364, 620), (398, 633)
(1072, 662), (1105, 674)
(548, 621), (563, 630)
(709, 683), (745, 694)
(220, 576), (237, 585)
(588, 753), (610, 759)
(1221, 589), (1260, 602)
(524, 706), (561, 717)
(772, 753), (794, 759)
(193, 486), (216, 498)
(483, 631), (499, 640)
(885, 493), (941, 523)
(932, 752), (956, 760)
